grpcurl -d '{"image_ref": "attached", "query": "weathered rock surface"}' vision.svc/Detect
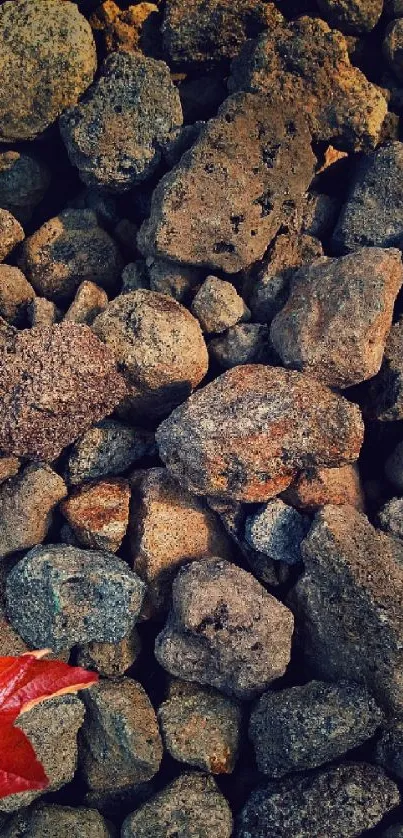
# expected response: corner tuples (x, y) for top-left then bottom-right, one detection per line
(0, 456), (20, 485)
(155, 558), (294, 699)
(0, 323), (126, 461)
(291, 505), (403, 715)
(60, 52), (183, 192)
(0, 0), (97, 142)
(156, 365), (364, 502)
(61, 479), (130, 552)
(364, 317), (403, 421)
(28, 298), (59, 328)
(1, 804), (114, 838)
(282, 464), (364, 512)
(147, 258), (203, 302)
(64, 281), (108, 325)
(0, 152), (50, 224)
(375, 721), (403, 780)
(379, 497), (403, 540)
(138, 92), (315, 273)
(90, 0), (160, 56)
(0, 210), (24, 263)
(92, 290), (208, 419)
(270, 247), (403, 388)
(66, 420), (154, 486)
(191, 276), (249, 334)
(77, 625), (141, 677)
(384, 19), (403, 82)
(0, 464), (67, 559)
(208, 324), (270, 369)
(122, 773), (233, 838)
(245, 499), (310, 566)
(317, 0), (383, 32)
(0, 266), (35, 326)
(6, 544), (145, 652)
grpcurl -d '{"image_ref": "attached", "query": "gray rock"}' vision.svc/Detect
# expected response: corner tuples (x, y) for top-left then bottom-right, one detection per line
(0, 210), (24, 263)
(381, 827), (403, 838)
(121, 262), (149, 294)
(249, 680), (384, 777)
(300, 192), (339, 239)
(375, 721), (403, 780)
(0, 804), (114, 837)
(208, 324), (270, 369)
(155, 558), (294, 699)
(386, 442), (403, 491)
(245, 499), (310, 566)
(0, 464), (67, 559)
(316, 0), (383, 33)
(378, 497), (403, 540)
(0, 152), (51, 224)
(364, 316), (403, 421)
(147, 258), (203, 302)
(60, 52), (183, 192)
(122, 773), (233, 838)
(66, 420), (154, 486)
(236, 763), (400, 838)
(6, 544), (145, 652)
(191, 276), (250, 334)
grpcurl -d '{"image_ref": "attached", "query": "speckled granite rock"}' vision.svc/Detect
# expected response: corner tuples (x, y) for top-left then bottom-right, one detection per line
(66, 420), (154, 486)
(0, 210), (24, 263)
(1, 804), (114, 838)
(191, 276), (250, 333)
(0, 464), (67, 558)
(378, 497), (403, 541)
(245, 500), (310, 566)
(61, 479), (130, 552)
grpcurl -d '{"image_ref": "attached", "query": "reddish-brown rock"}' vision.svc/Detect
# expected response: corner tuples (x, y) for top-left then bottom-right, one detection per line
(282, 465), (365, 513)
(61, 479), (131, 552)
(0, 464), (67, 559)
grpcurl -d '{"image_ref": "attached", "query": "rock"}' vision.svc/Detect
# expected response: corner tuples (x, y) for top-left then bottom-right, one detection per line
(6, 544), (145, 652)
(1, 804), (114, 838)
(61, 479), (130, 552)
(282, 464), (365, 513)
(316, 0), (383, 32)
(92, 290), (208, 420)
(0, 464), (67, 559)
(386, 442), (403, 490)
(90, 0), (160, 56)
(384, 19), (403, 82)
(129, 468), (233, 614)
(28, 298), (60, 328)
(158, 683), (242, 773)
(0, 696), (85, 813)
(0, 0), (97, 142)
(68, 186), (120, 227)
(64, 281), (108, 325)
(382, 827), (403, 838)
(208, 324), (270, 369)
(66, 420), (154, 486)
(290, 505), (403, 715)
(0, 455), (20, 485)
(122, 773), (233, 838)
(156, 365), (364, 503)
(386, 0), (403, 13)
(162, 0), (272, 65)
(147, 258), (203, 302)
(155, 558), (294, 699)
(249, 680), (384, 777)
(138, 92), (315, 273)
(191, 276), (249, 334)
(333, 143), (403, 252)
(270, 247), (403, 388)
(375, 721), (403, 780)
(77, 625), (142, 677)
(300, 191), (340, 239)
(121, 262), (149, 294)
(378, 497), (403, 541)
(79, 678), (163, 792)
(0, 152), (51, 224)
(365, 316), (403, 421)
(0, 210), (24, 263)
(0, 266), (35, 326)
(245, 500), (310, 566)
(20, 210), (122, 304)
(60, 52), (183, 193)
(237, 763), (400, 838)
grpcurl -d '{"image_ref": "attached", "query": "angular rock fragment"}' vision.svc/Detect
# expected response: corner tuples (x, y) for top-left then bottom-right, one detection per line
(291, 505), (403, 715)
(61, 479), (131, 552)
(0, 152), (51, 225)
(249, 680), (383, 777)
(138, 92), (315, 273)
(375, 721), (403, 780)
(155, 558), (294, 699)
(0, 464), (67, 559)
(209, 324), (270, 369)
(64, 281), (108, 325)
(28, 298), (59, 328)
(0, 266), (35, 326)
(299, 191), (339, 239)
(6, 544), (145, 652)
(60, 52), (183, 192)
(0, 455), (20, 485)
(282, 464), (364, 512)
(66, 420), (154, 486)
(121, 262), (149, 294)
(245, 499), (310, 566)
(79, 678), (163, 792)
(122, 773), (233, 838)
(316, 0), (383, 33)
(191, 276), (249, 334)
(0, 210), (24, 263)
(1, 804), (114, 838)
(364, 317), (403, 421)
(93, 290), (208, 419)
(0, 323), (126, 461)
(378, 497), (403, 540)
(270, 247), (403, 388)
(156, 365), (364, 502)
(237, 763), (400, 838)
(147, 258), (203, 302)
(77, 625), (141, 677)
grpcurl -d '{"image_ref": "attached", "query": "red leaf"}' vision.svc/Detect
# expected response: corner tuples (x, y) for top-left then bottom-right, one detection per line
(0, 723), (48, 798)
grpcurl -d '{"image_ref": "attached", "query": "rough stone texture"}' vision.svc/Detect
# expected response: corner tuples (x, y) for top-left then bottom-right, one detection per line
(333, 143), (403, 252)
(375, 721), (403, 780)
(0, 152), (51, 224)
(77, 625), (142, 677)
(0, 696), (85, 813)
(250, 680), (384, 777)
(79, 678), (163, 792)
(209, 324), (270, 369)
(0, 0), (97, 142)
(6, 544), (145, 652)
(0, 455), (20, 485)
(378, 497), (403, 541)
(121, 773), (233, 838)
(365, 317), (403, 421)
(92, 290), (208, 420)
(138, 92), (315, 273)
(60, 52), (182, 193)
(245, 499), (310, 566)
(282, 464), (365, 513)
(386, 442), (403, 491)
(0, 464), (67, 559)
(386, 0), (403, 13)
(158, 683), (241, 773)
(155, 558), (294, 699)
(129, 468), (233, 614)
(0, 323), (126, 461)
(162, 0), (272, 65)
(28, 298), (59, 328)
(156, 365), (364, 503)
(1, 804), (114, 838)
(20, 210), (123, 304)
(316, 0), (383, 32)
(64, 281), (108, 325)
(291, 505), (403, 715)
(191, 276), (250, 334)
(270, 247), (403, 388)
(300, 192), (339, 239)
(66, 420), (154, 486)
(237, 763), (400, 838)
(0, 210), (24, 263)
(384, 19), (403, 83)
(61, 479), (130, 552)
(147, 258), (203, 302)
(0, 266), (35, 326)
(121, 262), (149, 294)
(90, 0), (160, 56)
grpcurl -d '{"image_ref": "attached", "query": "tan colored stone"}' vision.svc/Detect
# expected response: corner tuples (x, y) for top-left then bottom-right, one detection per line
(0, 209), (24, 262)
(90, 1), (160, 55)
(64, 281), (108, 325)
(191, 276), (249, 333)
(61, 479), (130, 552)
(282, 464), (364, 513)
(0, 265), (35, 326)
(28, 297), (60, 327)
(0, 464), (67, 559)
(77, 625), (141, 677)
(0, 455), (20, 485)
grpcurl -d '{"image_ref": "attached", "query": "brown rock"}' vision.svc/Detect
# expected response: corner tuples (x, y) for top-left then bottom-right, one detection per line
(191, 276), (250, 333)
(316, 0), (383, 33)
(0, 323), (126, 461)
(208, 323), (270, 369)
(28, 297), (60, 327)
(61, 479), (130, 552)
(92, 290), (208, 420)
(270, 248), (403, 388)
(0, 266), (35, 326)
(77, 625), (142, 677)
(64, 281), (108, 325)
(138, 92), (315, 273)
(0, 209), (24, 262)
(90, 0), (160, 55)
(282, 464), (365, 513)
(2, 804), (115, 838)
(365, 316), (403, 420)
(147, 257), (203, 302)
(0, 152), (51, 225)
(0, 455), (20, 485)
(0, 463), (67, 558)
(156, 365), (364, 502)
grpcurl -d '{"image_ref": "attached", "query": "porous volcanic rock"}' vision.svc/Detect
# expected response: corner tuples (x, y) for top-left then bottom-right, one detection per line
(66, 420), (154, 486)
(77, 625), (141, 677)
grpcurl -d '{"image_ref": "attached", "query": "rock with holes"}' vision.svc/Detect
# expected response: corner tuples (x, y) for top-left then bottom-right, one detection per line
(0, 464), (67, 559)
(61, 479), (130, 552)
